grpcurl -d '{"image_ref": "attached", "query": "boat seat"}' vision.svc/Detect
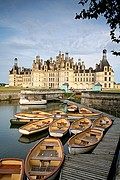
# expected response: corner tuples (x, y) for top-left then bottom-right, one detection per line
(31, 150), (62, 161)
(29, 170), (51, 176)
(78, 124), (84, 127)
(40, 142), (59, 147)
(89, 131), (101, 136)
(51, 130), (65, 133)
(29, 165), (56, 176)
(39, 150), (57, 156)
(76, 138), (91, 143)
(0, 165), (21, 174)
(31, 156), (61, 161)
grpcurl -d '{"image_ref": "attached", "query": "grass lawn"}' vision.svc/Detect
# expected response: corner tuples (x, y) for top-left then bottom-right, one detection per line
(102, 89), (120, 93)
(0, 86), (21, 92)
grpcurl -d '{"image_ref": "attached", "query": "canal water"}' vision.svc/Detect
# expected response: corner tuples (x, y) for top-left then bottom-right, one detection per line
(0, 100), (120, 179)
(0, 101), (69, 160)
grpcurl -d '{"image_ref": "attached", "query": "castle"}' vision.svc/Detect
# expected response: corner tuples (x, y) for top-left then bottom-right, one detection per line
(9, 49), (114, 90)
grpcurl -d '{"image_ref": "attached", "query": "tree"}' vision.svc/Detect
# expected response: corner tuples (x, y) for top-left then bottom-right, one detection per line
(75, 0), (120, 56)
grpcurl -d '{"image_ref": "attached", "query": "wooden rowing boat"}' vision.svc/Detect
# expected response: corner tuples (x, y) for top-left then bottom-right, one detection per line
(0, 158), (24, 180)
(70, 117), (92, 134)
(10, 118), (37, 125)
(67, 104), (78, 112)
(49, 118), (70, 137)
(68, 108), (102, 118)
(68, 112), (102, 118)
(92, 115), (112, 131)
(68, 128), (103, 154)
(14, 111), (52, 120)
(79, 107), (93, 114)
(50, 110), (68, 118)
(19, 117), (53, 135)
(25, 137), (64, 180)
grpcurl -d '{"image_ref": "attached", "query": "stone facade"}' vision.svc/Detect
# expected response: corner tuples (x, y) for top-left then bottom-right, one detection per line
(9, 49), (114, 90)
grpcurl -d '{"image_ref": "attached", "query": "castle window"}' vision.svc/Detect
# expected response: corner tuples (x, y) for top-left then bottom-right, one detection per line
(105, 77), (107, 81)
(104, 83), (107, 87)
(105, 72), (107, 75)
(109, 83), (111, 88)
(109, 77), (111, 81)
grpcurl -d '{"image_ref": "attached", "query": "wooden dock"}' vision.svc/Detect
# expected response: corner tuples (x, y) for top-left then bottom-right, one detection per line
(60, 101), (120, 180)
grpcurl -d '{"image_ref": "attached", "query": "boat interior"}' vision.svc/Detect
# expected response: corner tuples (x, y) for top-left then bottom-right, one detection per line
(28, 140), (63, 179)
(0, 160), (23, 180)
(70, 129), (102, 147)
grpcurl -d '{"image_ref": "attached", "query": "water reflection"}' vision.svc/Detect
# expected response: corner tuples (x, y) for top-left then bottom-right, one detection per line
(10, 124), (22, 129)
(19, 104), (47, 111)
(18, 130), (49, 144)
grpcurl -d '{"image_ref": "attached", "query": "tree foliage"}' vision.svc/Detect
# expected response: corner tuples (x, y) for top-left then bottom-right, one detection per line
(75, 0), (120, 56)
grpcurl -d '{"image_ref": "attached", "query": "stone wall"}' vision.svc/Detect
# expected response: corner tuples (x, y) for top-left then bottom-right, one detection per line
(81, 91), (120, 117)
(0, 92), (20, 101)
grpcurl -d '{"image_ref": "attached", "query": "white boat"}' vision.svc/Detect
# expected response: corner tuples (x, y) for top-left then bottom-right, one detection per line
(50, 110), (68, 119)
(68, 128), (103, 154)
(49, 118), (70, 137)
(19, 117), (53, 135)
(70, 117), (92, 134)
(92, 115), (112, 131)
(67, 104), (78, 112)
(14, 111), (52, 120)
(19, 98), (47, 105)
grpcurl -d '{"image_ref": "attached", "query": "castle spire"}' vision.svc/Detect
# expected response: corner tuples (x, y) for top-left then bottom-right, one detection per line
(102, 49), (107, 61)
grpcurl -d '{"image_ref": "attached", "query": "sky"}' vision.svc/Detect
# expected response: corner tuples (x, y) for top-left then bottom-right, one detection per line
(0, 0), (120, 84)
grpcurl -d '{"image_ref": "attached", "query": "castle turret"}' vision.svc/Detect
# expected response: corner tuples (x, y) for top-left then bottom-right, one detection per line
(14, 58), (18, 69)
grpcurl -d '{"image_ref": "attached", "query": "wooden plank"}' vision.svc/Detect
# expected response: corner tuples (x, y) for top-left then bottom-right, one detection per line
(31, 155), (61, 161)
(0, 165), (21, 174)
(29, 170), (51, 176)
(41, 142), (59, 147)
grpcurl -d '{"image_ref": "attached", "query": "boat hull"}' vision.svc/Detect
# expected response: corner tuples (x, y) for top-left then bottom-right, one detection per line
(49, 129), (69, 137)
(68, 144), (96, 154)
(70, 129), (82, 134)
